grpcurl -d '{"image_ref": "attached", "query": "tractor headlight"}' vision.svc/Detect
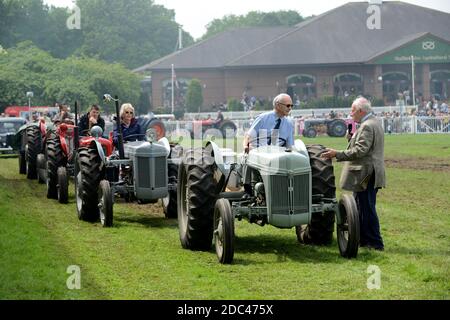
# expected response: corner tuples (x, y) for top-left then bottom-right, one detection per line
(103, 94), (113, 102)
(146, 128), (157, 143)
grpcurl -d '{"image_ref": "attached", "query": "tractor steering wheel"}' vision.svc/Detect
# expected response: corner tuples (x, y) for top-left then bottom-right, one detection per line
(245, 136), (288, 153)
(123, 133), (146, 142)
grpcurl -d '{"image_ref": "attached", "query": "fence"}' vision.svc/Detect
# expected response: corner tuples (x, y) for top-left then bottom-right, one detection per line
(183, 106), (411, 121)
(380, 116), (450, 134)
(160, 116), (450, 139)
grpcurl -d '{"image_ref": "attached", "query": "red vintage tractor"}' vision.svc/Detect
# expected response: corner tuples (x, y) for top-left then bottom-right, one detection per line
(38, 102), (113, 204)
(188, 118), (237, 139)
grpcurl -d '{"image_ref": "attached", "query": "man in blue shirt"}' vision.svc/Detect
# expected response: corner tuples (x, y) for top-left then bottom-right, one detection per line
(242, 93), (295, 197)
(243, 93), (294, 152)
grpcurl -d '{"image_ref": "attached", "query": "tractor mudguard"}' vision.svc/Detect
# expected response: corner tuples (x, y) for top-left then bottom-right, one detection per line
(205, 141), (231, 176)
(15, 123), (39, 150)
(293, 139), (309, 158)
(157, 137), (171, 158)
(90, 140), (106, 163)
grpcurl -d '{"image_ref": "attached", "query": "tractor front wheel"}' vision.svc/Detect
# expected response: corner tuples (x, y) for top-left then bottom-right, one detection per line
(37, 153), (46, 184)
(337, 194), (360, 258)
(99, 180), (113, 227)
(47, 132), (64, 199)
(57, 167), (68, 204)
(213, 198), (234, 264)
(162, 162), (178, 219)
(303, 127), (317, 138)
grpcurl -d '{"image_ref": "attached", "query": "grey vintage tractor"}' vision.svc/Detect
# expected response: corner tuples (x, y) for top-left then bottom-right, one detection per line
(74, 95), (180, 227)
(177, 140), (360, 264)
(303, 118), (348, 138)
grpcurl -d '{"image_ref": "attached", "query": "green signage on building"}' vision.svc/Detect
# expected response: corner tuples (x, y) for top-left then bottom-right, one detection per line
(372, 36), (450, 64)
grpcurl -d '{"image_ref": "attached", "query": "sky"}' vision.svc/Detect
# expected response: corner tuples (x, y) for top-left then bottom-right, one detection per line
(44, 0), (450, 39)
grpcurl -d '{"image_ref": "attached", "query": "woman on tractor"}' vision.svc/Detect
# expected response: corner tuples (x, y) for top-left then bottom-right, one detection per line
(113, 103), (143, 147)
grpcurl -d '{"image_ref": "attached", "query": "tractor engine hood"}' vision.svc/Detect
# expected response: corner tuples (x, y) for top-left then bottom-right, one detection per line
(123, 141), (168, 159)
(247, 146), (310, 175)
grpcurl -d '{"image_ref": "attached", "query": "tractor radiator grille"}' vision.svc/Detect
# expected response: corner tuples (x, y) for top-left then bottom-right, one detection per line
(270, 174), (309, 215)
(138, 157), (151, 188)
(137, 156), (167, 189)
(293, 174), (309, 213)
(154, 157), (166, 188)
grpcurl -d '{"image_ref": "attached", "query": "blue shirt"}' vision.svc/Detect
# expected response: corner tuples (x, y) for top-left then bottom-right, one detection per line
(247, 111), (294, 148)
(361, 112), (373, 123)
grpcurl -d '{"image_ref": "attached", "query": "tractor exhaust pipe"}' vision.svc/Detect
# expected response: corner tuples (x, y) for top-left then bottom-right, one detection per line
(74, 101), (79, 150)
(103, 94), (125, 159)
(114, 95), (125, 159)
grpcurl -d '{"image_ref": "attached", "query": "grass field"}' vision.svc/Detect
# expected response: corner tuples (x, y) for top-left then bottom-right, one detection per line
(0, 134), (449, 300)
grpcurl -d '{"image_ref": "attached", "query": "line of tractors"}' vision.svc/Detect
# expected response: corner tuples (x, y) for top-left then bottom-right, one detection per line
(12, 94), (361, 264)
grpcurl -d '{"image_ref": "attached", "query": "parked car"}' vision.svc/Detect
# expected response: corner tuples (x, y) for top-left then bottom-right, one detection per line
(0, 117), (27, 154)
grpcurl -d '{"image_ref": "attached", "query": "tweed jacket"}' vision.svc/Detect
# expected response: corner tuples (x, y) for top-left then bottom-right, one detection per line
(336, 114), (386, 192)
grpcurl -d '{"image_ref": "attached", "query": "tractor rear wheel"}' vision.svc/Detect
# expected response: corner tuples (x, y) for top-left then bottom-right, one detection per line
(19, 150), (27, 175)
(57, 166), (69, 204)
(162, 162), (178, 219)
(47, 132), (65, 199)
(214, 198), (234, 264)
(328, 119), (347, 137)
(147, 119), (166, 140)
(178, 148), (217, 250)
(296, 144), (336, 245)
(26, 126), (41, 180)
(76, 146), (103, 222)
(219, 120), (237, 138)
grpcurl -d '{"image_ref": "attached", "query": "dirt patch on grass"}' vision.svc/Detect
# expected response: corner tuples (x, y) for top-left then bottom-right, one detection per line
(385, 157), (450, 172)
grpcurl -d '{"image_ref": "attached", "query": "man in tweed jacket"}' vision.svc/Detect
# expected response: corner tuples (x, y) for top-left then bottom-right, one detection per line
(322, 97), (385, 250)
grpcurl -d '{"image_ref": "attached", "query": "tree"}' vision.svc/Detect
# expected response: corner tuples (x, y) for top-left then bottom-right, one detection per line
(0, 0), (82, 58)
(186, 79), (203, 113)
(202, 10), (307, 40)
(0, 0), (193, 69)
(75, 0), (194, 69)
(0, 41), (56, 109)
(0, 42), (141, 113)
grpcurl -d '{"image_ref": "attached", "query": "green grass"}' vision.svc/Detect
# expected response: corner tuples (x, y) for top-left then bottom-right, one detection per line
(0, 134), (449, 299)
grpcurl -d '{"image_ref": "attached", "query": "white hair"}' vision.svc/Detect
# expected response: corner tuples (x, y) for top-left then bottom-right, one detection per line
(353, 97), (372, 113)
(120, 103), (135, 119)
(273, 93), (291, 108)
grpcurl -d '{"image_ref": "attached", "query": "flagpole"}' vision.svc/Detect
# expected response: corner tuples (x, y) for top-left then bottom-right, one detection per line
(171, 64), (174, 114)
(411, 55), (415, 110)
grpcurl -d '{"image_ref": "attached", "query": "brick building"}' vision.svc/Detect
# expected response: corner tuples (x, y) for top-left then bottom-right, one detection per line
(134, 1), (450, 111)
